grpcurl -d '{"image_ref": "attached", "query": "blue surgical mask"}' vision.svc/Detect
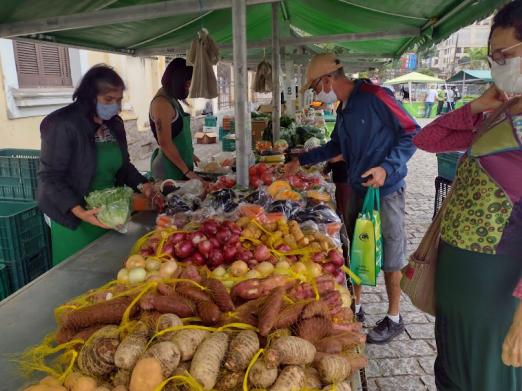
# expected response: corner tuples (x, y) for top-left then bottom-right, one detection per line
(96, 102), (120, 120)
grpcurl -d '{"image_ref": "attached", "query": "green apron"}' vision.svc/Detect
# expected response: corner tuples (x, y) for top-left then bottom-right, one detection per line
(51, 141), (123, 266)
(150, 95), (194, 180)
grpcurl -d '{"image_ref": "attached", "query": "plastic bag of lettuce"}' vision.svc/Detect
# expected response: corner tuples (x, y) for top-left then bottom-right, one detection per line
(85, 186), (134, 233)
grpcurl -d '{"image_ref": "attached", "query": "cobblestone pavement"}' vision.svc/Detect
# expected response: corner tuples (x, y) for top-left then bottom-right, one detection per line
(137, 118), (439, 390)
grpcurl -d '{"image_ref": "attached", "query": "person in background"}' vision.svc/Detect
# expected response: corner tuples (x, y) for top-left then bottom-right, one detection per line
(400, 85), (410, 102)
(414, 1), (522, 388)
(452, 86), (461, 104)
(202, 100), (213, 115)
(149, 58), (202, 181)
(424, 85), (438, 118)
(446, 86), (455, 111)
(38, 65), (154, 265)
(436, 85), (446, 115)
(286, 53), (420, 344)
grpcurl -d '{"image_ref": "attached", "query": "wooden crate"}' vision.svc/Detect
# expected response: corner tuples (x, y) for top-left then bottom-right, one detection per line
(251, 119), (268, 145)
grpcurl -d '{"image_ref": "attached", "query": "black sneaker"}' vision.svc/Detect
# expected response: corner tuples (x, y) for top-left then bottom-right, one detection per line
(367, 315), (405, 344)
(355, 306), (366, 323)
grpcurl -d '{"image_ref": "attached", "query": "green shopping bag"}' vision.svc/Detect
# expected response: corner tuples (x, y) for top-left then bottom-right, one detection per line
(350, 188), (383, 286)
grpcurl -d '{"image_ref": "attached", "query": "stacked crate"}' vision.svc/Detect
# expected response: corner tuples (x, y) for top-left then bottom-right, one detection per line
(0, 149), (51, 300)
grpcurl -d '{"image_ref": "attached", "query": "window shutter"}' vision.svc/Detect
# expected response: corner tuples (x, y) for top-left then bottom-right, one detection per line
(14, 41), (72, 87)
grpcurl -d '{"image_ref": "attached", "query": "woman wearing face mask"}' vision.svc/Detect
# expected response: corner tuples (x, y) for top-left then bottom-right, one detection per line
(149, 58), (202, 181)
(38, 65), (153, 265)
(414, 2), (522, 389)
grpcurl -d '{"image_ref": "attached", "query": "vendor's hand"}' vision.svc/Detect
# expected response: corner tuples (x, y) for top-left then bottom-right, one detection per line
(470, 85), (507, 115)
(285, 159), (301, 177)
(193, 155), (201, 166)
(502, 302), (522, 367)
(140, 182), (154, 199)
(362, 167), (387, 188)
(72, 206), (110, 229)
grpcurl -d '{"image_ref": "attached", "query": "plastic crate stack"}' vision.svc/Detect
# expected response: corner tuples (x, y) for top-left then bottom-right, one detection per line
(221, 116), (236, 152)
(0, 149), (51, 300)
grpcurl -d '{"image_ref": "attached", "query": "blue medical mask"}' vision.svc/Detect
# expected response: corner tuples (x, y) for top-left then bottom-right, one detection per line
(96, 102), (120, 120)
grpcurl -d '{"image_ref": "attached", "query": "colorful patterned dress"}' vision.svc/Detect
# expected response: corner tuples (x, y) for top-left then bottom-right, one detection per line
(415, 103), (522, 391)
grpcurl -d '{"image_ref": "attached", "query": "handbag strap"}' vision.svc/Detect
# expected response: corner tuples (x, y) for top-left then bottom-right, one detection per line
(473, 97), (520, 144)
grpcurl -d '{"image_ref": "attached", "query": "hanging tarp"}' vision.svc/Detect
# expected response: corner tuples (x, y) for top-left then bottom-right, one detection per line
(0, 1), (506, 59)
(253, 59), (273, 93)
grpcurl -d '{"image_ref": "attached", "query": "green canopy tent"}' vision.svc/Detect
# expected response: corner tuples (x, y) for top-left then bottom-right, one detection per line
(0, 0), (507, 187)
(447, 69), (492, 83)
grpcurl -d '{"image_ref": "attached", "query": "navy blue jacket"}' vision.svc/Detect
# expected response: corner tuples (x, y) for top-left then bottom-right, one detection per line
(299, 80), (420, 197)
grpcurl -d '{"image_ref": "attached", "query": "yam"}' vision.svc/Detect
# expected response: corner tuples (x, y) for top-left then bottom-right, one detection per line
(139, 294), (194, 317)
(61, 297), (134, 330)
(258, 286), (285, 336)
(302, 300), (331, 320)
(196, 300), (222, 325)
(172, 329), (209, 361)
(214, 370), (244, 391)
(190, 332), (229, 390)
(315, 354), (351, 384)
(304, 367), (322, 389)
(296, 316), (333, 343)
(155, 313), (183, 341)
(224, 330), (260, 371)
(143, 341), (181, 377)
(77, 326), (119, 377)
(270, 365), (305, 391)
(204, 279), (235, 312)
(129, 357), (164, 391)
(114, 322), (149, 370)
(264, 336), (316, 368)
(111, 369), (131, 388)
(274, 302), (306, 329)
(247, 359), (278, 388)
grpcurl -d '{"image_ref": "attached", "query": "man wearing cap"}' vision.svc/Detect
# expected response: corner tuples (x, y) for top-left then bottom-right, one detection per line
(286, 53), (420, 344)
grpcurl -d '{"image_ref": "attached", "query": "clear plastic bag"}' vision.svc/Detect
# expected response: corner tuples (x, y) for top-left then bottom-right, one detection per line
(85, 187), (134, 233)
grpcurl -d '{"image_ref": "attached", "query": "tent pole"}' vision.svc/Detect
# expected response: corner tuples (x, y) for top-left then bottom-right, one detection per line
(232, 0), (250, 188)
(408, 81), (412, 103)
(272, 2), (281, 140)
(462, 72), (466, 97)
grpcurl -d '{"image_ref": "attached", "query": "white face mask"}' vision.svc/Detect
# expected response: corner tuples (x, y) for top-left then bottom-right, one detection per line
(491, 56), (522, 94)
(316, 84), (338, 104)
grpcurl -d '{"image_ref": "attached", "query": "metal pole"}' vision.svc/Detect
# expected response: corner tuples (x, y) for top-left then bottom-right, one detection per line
(285, 53), (295, 117)
(232, 0), (250, 188)
(272, 2), (281, 140)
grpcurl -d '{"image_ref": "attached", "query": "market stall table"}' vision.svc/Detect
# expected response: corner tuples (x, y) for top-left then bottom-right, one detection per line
(0, 212), (155, 390)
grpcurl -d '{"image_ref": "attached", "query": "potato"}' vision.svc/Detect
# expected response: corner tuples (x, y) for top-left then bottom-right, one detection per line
(72, 376), (97, 391)
(64, 372), (82, 389)
(129, 357), (164, 391)
(112, 387), (128, 391)
(40, 377), (61, 387)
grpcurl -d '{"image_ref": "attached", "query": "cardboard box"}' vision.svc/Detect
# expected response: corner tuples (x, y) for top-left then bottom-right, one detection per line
(196, 132), (217, 144)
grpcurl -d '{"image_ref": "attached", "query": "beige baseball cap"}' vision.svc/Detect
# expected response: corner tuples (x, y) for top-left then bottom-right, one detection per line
(301, 53), (343, 92)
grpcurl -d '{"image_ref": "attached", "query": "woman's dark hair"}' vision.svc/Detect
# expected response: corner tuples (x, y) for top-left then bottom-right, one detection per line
(489, 0), (522, 47)
(73, 64), (125, 111)
(161, 57), (193, 100)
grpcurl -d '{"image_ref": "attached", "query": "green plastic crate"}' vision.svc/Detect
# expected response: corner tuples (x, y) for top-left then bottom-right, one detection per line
(222, 136), (236, 152)
(0, 149), (40, 201)
(436, 152), (463, 181)
(1, 247), (51, 293)
(204, 115), (218, 127)
(0, 264), (9, 300)
(0, 201), (48, 262)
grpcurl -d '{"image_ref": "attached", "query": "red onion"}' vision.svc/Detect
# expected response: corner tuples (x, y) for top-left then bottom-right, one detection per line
(191, 232), (206, 245)
(286, 255), (298, 262)
(237, 249), (253, 261)
(209, 250), (224, 268)
(312, 252), (324, 262)
(139, 247), (154, 256)
(223, 245), (238, 264)
(169, 232), (186, 245)
(246, 258), (258, 267)
(210, 238), (221, 249)
(228, 223), (242, 235)
(191, 252), (206, 266)
(328, 250), (345, 267)
(229, 234), (240, 245)
(201, 220), (218, 236)
(175, 241), (194, 259)
(335, 270), (346, 284)
(216, 229), (232, 245)
(254, 245), (271, 261)
(276, 244), (292, 253)
(198, 240), (212, 257)
(322, 262), (338, 275)
(162, 243), (174, 256)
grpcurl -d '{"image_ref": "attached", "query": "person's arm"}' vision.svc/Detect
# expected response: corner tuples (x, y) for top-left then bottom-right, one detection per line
(298, 124), (342, 166)
(39, 115), (108, 228)
(151, 98), (198, 179)
(503, 300), (522, 367)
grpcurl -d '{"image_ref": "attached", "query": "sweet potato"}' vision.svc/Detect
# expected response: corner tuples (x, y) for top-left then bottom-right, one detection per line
(129, 357), (164, 391)
(270, 365), (305, 391)
(143, 341), (181, 377)
(302, 300), (331, 320)
(331, 322), (363, 334)
(61, 297), (134, 330)
(190, 332), (229, 390)
(315, 354), (351, 384)
(258, 275), (288, 295)
(264, 336), (316, 368)
(315, 332), (366, 353)
(196, 300), (222, 325)
(231, 279), (262, 302)
(77, 326), (119, 377)
(114, 322), (149, 370)
(274, 302), (306, 328)
(179, 263), (202, 282)
(176, 284), (210, 302)
(224, 330), (260, 371)
(296, 316), (332, 343)
(139, 294), (194, 317)
(303, 367), (322, 389)
(157, 282), (176, 296)
(248, 359), (278, 388)
(204, 279), (235, 312)
(172, 329), (209, 361)
(214, 370), (244, 391)
(258, 286), (285, 336)
(72, 324), (107, 343)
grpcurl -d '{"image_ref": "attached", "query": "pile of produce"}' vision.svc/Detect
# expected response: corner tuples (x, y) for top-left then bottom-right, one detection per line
(86, 187), (134, 233)
(21, 257), (365, 391)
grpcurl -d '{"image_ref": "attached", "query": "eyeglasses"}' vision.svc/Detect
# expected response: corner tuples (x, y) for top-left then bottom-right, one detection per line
(488, 41), (522, 65)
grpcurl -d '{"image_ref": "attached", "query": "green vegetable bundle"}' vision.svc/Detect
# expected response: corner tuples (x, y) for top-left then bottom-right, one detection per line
(85, 187), (134, 233)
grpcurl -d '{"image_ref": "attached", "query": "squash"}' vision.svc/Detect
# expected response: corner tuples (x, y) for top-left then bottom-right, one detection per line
(267, 181), (292, 198)
(306, 190), (331, 202)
